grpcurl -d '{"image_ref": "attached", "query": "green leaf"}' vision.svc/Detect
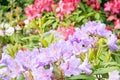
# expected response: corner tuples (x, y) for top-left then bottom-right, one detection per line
(40, 39), (48, 47)
(95, 13), (100, 20)
(77, 16), (85, 22)
(45, 33), (54, 44)
(79, 2), (85, 12)
(102, 62), (120, 67)
(52, 22), (58, 29)
(69, 74), (95, 80)
(98, 38), (107, 47)
(88, 48), (95, 61)
(86, 12), (95, 17)
(42, 20), (54, 28)
(87, 7), (93, 12)
(82, 19), (88, 23)
(94, 67), (119, 75)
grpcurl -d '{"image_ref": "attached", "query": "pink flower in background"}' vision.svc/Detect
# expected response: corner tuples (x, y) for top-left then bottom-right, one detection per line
(86, 0), (100, 10)
(63, 0), (80, 6)
(104, 1), (113, 12)
(25, 5), (41, 21)
(56, 0), (80, 20)
(34, 0), (54, 12)
(114, 19), (120, 29)
(104, 0), (120, 14)
(104, 0), (120, 30)
(25, 0), (54, 21)
(107, 15), (117, 21)
(57, 26), (75, 40)
(25, 0), (80, 20)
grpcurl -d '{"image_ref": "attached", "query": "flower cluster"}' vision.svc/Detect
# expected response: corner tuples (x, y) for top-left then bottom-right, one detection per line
(25, 0), (54, 21)
(104, 0), (120, 14)
(25, 5), (41, 21)
(104, 0), (120, 29)
(0, 42), (91, 79)
(25, 0), (80, 21)
(86, 0), (100, 10)
(0, 21), (118, 79)
(56, 0), (80, 20)
(81, 21), (118, 51)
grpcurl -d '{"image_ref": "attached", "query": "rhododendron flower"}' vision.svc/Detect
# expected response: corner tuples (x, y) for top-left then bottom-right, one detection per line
(16, 50), (34, 70)
(107, 34), (118, 51)
(104, 2), (113, 12)
(56, 0), (80, 19)
(48, 40), (73, 61)
(69, 29), (94, 55)
(0, 21), (119, 79)
(25, 0), (80, 20)
(34, 0), (54, 12)
(81, 21), (112, 37)
(79, 55), (92, 74)
(60, 56), (81, 77)
(32, 67), (53, 80)
(25, 5), (41, 21)
(2, 57), (24, 78)
(104, 0), (120, 30)
(114, 19), (120, 29)
(107, 15), (117, 21)
(57, 26), (75, 40)
(25, 0), (54, 21)
(104, 0), (120, 14)
(0, 75), (10, 80)
(86, 0), (100, 10)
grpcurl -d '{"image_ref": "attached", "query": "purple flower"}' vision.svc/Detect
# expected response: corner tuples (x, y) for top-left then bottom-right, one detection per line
(107, 34), (118, 51)
(79, 55), (92, 74)
(96, 23), (112, 37)
(0, 75), (10, 80)
(43, 30), (64, 40)
(81, 21), (98, 34)
(34, 48), (53, 67)
(59, 41), (73, 60)
(68, 29), (94, 55)
(81, 21), (112, 37)
(48, 40), (73, 61)
(2, 57), (24, 78)
(32, 67), (53, 80)
(60, 56), (81, 77)
(1, 21), (118, 79)
(72, 43), (86, 55)
(108, 70), (120, 80)
(16, 50), (33, 70)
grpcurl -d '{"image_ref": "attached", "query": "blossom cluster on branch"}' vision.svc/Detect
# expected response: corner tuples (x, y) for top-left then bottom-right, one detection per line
(104, 0), (120, 29)
(0, 21), (118, 80)
(25, 0), (80, 21)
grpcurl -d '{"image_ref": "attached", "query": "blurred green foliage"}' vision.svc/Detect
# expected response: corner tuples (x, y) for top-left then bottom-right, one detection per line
(0, 0), (34, 22)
